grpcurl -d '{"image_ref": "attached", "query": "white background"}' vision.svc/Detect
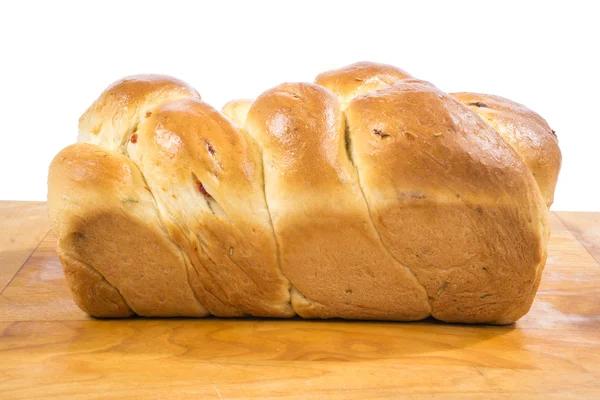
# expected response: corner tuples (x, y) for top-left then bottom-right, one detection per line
(0, 0), (598, 210)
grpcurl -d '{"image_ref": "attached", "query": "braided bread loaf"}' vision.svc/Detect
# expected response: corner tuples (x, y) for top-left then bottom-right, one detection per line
(47, 62), (561, 324)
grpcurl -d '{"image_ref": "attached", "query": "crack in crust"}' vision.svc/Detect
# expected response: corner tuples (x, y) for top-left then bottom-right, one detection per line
(254, 127), (301, 316)
(224, 113), (295, 316)
(343, 114), (432, 315)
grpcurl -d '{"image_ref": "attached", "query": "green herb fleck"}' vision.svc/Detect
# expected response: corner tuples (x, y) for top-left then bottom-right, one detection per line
(437, 282), (448, 297)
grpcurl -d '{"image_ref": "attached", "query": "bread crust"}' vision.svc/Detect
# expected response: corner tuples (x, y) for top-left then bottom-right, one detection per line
(59, 252), (134, 318)
(48, 143), (209, 317)
(245, 82), (430, 320)
(78, 75), (199, 151)
(222, 99), (254, 127)
(315, 61), (412, 108)
(452, 92), (561, 206)
(344, 79), (549, 323)
(48, 63), (559, 323)
(128, 98), (293, 317)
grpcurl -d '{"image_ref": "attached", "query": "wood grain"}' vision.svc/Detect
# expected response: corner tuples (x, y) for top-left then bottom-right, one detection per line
(519, 213), (600, 331)
(0, 203), (599, 398)
(0, 230), (87, 322)
(0, 201), (50, 293)
(558, 212), (600, 264)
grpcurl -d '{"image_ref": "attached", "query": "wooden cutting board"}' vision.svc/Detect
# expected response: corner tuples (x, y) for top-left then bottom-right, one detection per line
(1, 201), (599, 399)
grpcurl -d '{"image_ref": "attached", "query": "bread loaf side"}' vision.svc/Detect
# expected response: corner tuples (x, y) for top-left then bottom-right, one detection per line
(47, 62), (560, 324)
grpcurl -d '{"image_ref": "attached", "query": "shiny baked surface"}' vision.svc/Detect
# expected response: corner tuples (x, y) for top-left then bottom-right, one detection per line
(47, 62), (561, 323)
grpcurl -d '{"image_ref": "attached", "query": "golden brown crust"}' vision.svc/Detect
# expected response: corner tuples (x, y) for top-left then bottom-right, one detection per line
(315, 61), (412, 108)
(48, 143), (209, 317)
(452, 92), (561, 206)
(78, 75), (199, 152)
(48, 61), (558, 323)
(222, 99), (253, 127)
(344, 79), (549, 323)
(128, 98), (293, 317)
(245, 82), (430, 320)
(59, 252), (134, 318)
